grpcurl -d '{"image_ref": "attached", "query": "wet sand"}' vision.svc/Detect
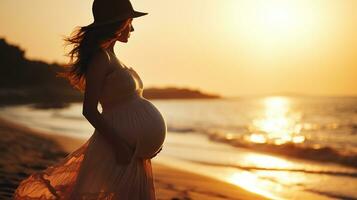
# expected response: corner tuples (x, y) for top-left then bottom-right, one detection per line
(0, 116), (267, 200)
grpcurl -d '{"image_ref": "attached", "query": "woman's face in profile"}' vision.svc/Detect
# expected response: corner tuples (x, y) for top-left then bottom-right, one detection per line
(116, 18), (134, 43)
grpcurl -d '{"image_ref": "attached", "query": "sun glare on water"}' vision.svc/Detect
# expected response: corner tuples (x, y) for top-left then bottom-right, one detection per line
(247, 96), (305, 145)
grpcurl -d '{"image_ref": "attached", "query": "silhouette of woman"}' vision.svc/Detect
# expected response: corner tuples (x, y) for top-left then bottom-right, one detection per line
(13, 0), (166, 199)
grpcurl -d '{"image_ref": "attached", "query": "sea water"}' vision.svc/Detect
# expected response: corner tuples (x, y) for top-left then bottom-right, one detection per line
(1, 96), (357, 200)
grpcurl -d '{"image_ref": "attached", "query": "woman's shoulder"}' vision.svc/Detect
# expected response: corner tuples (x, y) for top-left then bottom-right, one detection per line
(87, 49), (114, 76)
(91, 49), (111, 64)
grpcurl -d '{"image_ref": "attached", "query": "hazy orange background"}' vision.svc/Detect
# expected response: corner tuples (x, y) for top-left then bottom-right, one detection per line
(0, 0), (356, 97)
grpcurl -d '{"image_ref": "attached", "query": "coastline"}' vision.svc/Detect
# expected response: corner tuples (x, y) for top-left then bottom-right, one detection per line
(0, 116), (267, 200)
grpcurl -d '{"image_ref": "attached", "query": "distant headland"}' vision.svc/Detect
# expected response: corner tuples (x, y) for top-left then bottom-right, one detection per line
(0, 38), (221, 109)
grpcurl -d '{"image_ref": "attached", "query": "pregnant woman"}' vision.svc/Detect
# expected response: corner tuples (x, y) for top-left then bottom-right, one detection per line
(13, 0), (166, 199)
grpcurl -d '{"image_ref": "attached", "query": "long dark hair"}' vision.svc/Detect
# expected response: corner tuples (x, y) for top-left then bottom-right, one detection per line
(58, 19), (130, 93)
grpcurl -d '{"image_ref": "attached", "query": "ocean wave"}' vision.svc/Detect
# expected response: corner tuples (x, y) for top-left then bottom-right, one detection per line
(206, 130), (357, 168)
(163, 123), (357, 168)
(305, 189), (357, 200)
(181, 158), (357, 178)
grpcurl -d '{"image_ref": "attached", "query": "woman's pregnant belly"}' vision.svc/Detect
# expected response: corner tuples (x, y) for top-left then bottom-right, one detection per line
(102, 96), (167, 159)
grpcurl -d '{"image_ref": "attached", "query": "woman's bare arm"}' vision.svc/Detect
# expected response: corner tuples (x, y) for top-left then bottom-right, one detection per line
(82, 49), (132, 163)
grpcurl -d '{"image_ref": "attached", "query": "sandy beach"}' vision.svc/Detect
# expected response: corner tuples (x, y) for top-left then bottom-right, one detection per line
(0, 116), (267, 200)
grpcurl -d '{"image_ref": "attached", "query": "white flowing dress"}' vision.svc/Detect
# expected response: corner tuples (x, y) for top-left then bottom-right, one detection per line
(13, 52), (167, 200)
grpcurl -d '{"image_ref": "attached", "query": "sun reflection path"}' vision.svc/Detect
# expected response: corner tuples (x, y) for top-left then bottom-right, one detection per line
(242, 153), (293, 169)
(228, 171), (284, 200)
(247, 96), (305, 145)
(227, 153), (302, 200)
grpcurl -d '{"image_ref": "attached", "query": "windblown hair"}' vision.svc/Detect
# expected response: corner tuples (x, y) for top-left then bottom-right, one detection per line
(58, 19), (130, 93)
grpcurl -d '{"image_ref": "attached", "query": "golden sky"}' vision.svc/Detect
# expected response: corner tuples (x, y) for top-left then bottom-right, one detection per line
(1, 0), (356, 97)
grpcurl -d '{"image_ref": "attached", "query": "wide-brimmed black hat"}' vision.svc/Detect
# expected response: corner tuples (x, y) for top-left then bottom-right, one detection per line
(86, 0), (148, 28)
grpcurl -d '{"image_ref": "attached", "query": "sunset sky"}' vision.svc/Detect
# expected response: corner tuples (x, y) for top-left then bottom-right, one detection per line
(1, 0), (356, 97)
